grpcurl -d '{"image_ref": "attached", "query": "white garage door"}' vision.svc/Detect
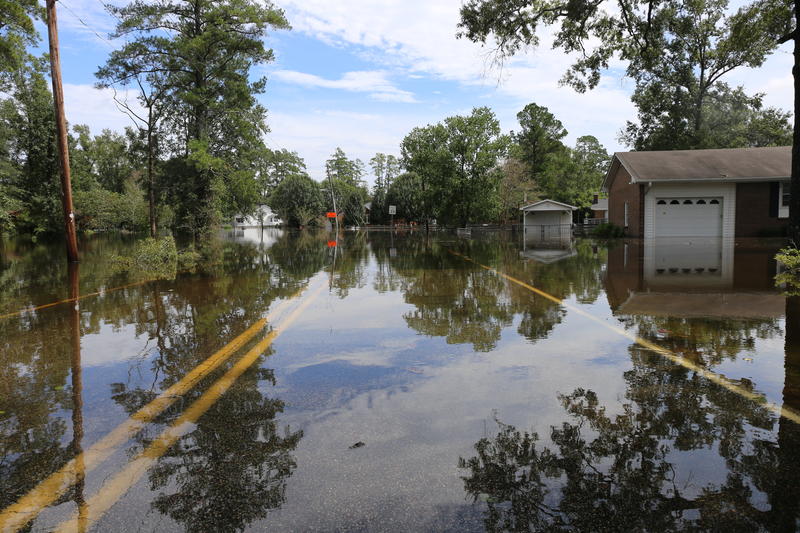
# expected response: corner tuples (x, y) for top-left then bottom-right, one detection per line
(654, 197), (722, 237)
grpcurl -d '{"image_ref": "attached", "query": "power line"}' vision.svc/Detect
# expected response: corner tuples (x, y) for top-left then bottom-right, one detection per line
(56, 0), (118, 50)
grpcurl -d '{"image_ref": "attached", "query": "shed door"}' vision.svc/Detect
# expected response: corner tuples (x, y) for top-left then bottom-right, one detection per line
(654, 198), (722, 237)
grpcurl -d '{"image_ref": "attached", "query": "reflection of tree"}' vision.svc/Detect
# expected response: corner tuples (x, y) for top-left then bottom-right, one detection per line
(114, 364), (302, 532)
(371, 235), (606, 351)
(460, 340), (799, 531)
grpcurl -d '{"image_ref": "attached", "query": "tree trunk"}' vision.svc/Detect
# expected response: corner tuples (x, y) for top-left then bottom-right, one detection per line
(147, 120), (157, 238)
(790, 1), (800, 244)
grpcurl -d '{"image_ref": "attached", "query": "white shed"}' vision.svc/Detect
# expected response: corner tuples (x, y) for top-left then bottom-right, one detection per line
(520, 200), (576, 240)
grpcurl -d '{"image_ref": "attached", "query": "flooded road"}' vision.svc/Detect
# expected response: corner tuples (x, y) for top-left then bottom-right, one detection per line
(1, 230), (799, 531)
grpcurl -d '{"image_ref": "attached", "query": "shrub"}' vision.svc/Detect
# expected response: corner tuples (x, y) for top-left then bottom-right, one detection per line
(111, 236), (179, 280)
(776, 247), (800, 294)
(590, 222), (625, 238)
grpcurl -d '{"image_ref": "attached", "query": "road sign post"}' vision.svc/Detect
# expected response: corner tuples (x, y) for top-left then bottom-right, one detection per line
(388, 205), (396, 227)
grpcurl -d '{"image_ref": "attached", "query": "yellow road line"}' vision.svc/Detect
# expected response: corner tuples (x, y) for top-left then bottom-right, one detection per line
(55, 283), (325, 533)
(448, 250), (800, 425)
(0, 284), (309, 532)
(0, 278), (155, 321)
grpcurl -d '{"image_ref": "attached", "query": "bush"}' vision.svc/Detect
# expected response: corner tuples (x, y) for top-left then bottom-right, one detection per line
(111, 236), (179, 280)
(776, 247), (800, 294)
(590, 222), (625, 238)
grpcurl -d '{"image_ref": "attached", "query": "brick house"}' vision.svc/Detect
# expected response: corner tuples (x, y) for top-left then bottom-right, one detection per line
(601, 146), (791, 238)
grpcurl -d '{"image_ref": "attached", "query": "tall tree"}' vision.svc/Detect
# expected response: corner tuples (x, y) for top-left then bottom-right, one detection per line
(96, 46), (171, 237)
(326, 147), (365, 186)
(443, 107), (507, 226)
(514, 102), (567, 180)
(256, 148), (307, 201)
(107, 0), (289, 237)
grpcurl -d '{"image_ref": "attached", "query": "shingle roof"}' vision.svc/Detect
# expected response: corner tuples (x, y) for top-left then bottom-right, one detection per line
(606, 146), (790, 187)
(519, 199), (577, 211)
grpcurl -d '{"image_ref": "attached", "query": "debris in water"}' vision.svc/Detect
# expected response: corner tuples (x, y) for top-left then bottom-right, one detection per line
(406, 367), (424, 374)
(349, 441), (365, 449)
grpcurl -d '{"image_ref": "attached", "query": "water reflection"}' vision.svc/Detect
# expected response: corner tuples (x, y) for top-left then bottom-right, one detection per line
(2, 231), (800, 530)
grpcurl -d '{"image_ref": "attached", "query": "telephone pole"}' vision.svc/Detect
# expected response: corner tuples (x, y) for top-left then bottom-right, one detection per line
(46, 0), (80, 262)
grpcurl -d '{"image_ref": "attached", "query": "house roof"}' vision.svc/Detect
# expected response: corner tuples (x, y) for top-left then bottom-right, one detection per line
(602, 146), (791, 190)
(519, 199), (577, 211)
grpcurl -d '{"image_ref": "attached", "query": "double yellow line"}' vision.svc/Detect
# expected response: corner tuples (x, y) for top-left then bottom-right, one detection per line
(0, 283), (323, 532)
(449, 250), (800, 425)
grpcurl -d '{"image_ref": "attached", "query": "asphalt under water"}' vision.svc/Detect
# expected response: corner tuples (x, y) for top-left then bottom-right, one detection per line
(1, 229), (799, 532)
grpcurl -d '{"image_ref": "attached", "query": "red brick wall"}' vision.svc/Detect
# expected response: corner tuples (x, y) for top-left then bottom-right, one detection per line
(608, 165), (644, 237)
(735, 182), (787, 237)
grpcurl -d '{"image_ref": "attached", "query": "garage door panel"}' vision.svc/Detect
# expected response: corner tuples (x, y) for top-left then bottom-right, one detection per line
(654, 197), (722, 238)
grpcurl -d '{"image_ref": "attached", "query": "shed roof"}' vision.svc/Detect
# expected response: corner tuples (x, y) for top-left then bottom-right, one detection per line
(519, 199), (577, 211)
(602, 146), (790, 190)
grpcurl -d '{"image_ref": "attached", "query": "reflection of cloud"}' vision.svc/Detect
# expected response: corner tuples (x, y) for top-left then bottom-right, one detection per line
(267, 309), (634, 530)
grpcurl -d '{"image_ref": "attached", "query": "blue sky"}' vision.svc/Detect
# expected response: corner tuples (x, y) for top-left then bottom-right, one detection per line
(39, 0), (794, 185)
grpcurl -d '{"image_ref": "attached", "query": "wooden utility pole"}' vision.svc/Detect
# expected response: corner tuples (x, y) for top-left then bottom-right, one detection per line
(46, 0), (80, 262)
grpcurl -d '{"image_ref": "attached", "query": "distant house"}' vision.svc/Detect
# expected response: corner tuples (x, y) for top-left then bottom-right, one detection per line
(232, 204), (282, 228)
(520, 199), (577, 241)
(590, 193), (608, 220)
(602, 146), (791, 238)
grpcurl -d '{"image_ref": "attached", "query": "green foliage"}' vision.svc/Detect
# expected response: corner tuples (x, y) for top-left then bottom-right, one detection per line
(0, 0), (41, 88)
(386, 172), (424, 223)
(623, 82), (793, 150)
(74, 179), (149, 232)
(0, 57), (60, 237)
(110, 236), (179, 279)
(401, 107), (507, 226)
(776, 247), (800, 294)
(514, 102), (567, 178)
(591, 222), (625, 238)
(325, 147), (365, 186)
(458, 0), (790, 94)
(326, 178), (368, 226)
(256, 148), (308, 200)
(269, 174), (324, 228)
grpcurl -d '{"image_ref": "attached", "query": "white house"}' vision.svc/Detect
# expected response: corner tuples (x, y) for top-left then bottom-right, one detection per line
(232, 204), (283, 228)
(520, 199), (576, 241)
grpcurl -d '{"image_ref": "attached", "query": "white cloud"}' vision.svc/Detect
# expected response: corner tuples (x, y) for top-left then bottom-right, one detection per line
(64, 84), (145, 133)
(271, 69), (417, 103)
(265, 108), (417, 182)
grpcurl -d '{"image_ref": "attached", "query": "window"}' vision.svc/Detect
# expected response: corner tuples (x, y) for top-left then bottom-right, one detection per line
(657, 200), (666, 205)
(696, 199), (706, 205)
(670, 200), (680, 205)
(624, 201), (629, 227)
(709, 199), (720, 205)
(780, 181), (790, 218)
(683, 199), (693, 205)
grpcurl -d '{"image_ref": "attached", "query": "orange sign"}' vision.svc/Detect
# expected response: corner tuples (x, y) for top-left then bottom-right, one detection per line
(327, 240), (337, 248)
(326, 212), (337, 218)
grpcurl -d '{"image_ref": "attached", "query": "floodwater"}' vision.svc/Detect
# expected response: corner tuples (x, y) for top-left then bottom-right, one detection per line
(1, 229), (799, 532)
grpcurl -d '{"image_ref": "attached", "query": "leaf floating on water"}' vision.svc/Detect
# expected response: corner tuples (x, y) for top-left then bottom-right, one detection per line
(54, 385), (64, 391)
(349, 441), (365, 449)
